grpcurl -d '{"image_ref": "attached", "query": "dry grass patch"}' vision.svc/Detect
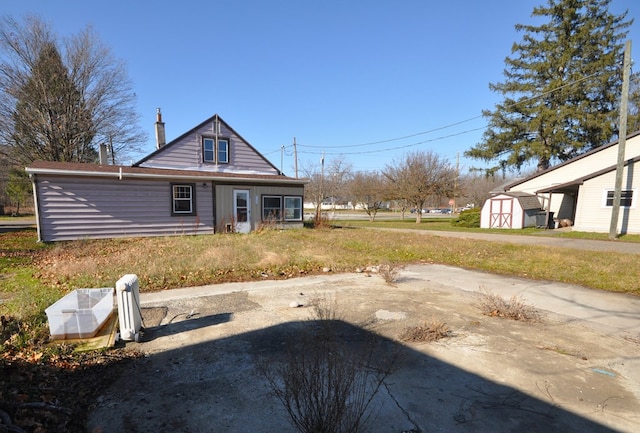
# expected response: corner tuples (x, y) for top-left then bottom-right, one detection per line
(479, 289), (540, 322)
(399, 317), (451, 343)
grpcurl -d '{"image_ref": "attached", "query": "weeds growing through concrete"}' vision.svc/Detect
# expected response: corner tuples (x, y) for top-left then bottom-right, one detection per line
(378, 262), (403, 285)
(257, 296), (397, 433)
(479, 289), (539, 322)
(399, 317), (451, 343)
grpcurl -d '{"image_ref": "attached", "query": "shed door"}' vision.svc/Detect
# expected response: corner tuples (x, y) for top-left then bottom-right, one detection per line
(489, 198), (513, 228)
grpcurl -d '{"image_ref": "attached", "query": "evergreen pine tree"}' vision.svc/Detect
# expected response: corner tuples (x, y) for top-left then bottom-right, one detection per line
(466, 0), (632, 173)
(11, 42), (96, 164)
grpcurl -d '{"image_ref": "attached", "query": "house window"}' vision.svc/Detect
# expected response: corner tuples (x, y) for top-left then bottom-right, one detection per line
(263, 195), (282, 221)
(218, 139), (229, 163)
(202, 137), (230, 164)
(604, 189), (635, 208)
(171, 183), (196, 215)
(284, 196), (302, 221)
(261, 195), (303, 221)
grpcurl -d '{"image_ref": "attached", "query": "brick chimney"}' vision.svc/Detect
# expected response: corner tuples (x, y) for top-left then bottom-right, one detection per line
(155, 108), (166, 149)
(99, 143), (109, 165)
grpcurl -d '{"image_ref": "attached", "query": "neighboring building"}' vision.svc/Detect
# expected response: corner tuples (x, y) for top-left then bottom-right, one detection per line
(480, 192), (543, 229)
(481, 131), (640, 234)
(26, 112), (307, 241)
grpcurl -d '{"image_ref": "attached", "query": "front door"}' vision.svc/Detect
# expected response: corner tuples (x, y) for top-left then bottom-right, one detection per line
(233, 189), (251, 233)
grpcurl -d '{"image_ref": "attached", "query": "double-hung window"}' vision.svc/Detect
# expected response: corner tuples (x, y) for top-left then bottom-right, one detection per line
(171, 183), (196, 216)
(262, 195), (303, 221)
(604, 189), (635, 208)
(217, 139), (229, 163)
(202, 137), (229, 164)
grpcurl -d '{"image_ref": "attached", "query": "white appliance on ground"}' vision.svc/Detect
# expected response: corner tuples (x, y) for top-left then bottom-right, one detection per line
(116, 274), (143, 342)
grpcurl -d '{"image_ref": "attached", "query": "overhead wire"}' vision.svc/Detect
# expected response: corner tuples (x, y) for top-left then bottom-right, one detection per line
(263, 69), (606, 159)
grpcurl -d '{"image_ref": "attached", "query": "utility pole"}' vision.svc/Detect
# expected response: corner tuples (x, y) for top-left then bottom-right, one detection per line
(280, 145), (284, 175)
(609, 40), (632, 239)
(317, 152), (325, 222)
(293, 137), (298, 179)
(454, 152), (459, 211)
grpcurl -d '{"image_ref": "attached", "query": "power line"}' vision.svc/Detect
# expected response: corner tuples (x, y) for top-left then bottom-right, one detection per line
(296, 127), (486, 156)
(264, 69), (607, 158)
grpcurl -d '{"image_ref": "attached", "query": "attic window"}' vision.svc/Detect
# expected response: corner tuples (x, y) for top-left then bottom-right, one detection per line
(203, 137), (229, 164)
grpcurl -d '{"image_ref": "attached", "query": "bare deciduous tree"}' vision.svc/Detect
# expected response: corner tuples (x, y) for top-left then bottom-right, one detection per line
(0, 15), (147, 166)
(324, 156), (353, 210)
(384, 150), (455, 223)
(458, 172), (514, 209)
(346, 171), (387, 221)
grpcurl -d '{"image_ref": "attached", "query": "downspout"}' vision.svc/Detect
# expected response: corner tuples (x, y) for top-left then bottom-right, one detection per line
(28, 173), (43, 242)
(546, 193), (553, 229)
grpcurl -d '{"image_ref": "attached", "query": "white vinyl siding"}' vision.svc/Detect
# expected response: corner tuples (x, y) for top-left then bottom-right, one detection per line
(573, 168), (640, 234)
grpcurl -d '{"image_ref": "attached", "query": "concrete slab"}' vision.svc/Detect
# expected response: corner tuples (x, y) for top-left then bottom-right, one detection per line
(88, 265), (640, 433)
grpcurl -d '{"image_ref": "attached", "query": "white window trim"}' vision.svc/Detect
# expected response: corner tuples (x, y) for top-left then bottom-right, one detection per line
(217, 138), (229, 164)
(171, 183), (196, 215)
(284, 196), (303, 221)
(261, 195), (303, 222)
(602, 188), (636, 209)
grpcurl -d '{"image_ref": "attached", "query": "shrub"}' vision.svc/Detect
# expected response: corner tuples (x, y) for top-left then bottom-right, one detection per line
(479, 289), (539, 322)
(258, 297), (396, 433)
(378, 262), (403, 285)
(399, 317), (451, 342)
(451, 207), (480, 227)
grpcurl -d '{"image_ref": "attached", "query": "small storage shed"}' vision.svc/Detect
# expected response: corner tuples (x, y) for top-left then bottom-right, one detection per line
(481, 192), (542, 229)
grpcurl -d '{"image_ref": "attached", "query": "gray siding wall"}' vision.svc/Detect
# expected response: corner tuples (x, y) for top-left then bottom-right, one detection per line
(215, 184), (305, 232)
(35, 175), (215, 241)
(140, 120), (279, 174)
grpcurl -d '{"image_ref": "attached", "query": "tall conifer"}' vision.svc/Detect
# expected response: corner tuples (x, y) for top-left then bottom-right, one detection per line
(466, 0), (632, 173)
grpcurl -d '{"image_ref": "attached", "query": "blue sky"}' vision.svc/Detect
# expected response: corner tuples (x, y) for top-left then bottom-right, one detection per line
(2, 0), (639, 176)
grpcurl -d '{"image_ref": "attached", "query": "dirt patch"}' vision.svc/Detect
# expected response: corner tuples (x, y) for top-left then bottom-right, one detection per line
(87, 269), (640, 433)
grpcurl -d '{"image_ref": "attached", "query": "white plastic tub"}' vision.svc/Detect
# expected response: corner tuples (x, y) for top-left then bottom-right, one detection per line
(45, 288), (114, 339)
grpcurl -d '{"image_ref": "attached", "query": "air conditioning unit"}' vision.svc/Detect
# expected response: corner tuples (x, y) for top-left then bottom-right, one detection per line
(116, 274), (143, 342)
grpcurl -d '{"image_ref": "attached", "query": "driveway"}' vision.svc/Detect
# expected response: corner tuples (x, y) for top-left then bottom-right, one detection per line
(87, 262), (640, 433)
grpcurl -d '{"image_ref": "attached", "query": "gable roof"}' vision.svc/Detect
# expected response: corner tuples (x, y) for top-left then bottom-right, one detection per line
(26, 160), (307, 185)
(133, 114), (280, 173)
(503, 129), (640, 191)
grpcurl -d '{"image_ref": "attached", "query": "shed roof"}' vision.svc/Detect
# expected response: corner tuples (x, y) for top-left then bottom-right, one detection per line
(491, 191), (542, 210)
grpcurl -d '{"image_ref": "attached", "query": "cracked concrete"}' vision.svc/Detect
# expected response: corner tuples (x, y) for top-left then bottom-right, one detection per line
(88, 264), (640, 432)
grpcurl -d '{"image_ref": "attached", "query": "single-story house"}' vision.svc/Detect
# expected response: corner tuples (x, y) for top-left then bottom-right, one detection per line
(480, 192), (543, 229)
(26, 112), (307, 241)
(482, 130), (640, 234)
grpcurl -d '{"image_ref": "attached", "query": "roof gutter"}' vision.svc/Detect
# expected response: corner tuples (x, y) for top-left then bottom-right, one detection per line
(24, 167), (309, 185)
